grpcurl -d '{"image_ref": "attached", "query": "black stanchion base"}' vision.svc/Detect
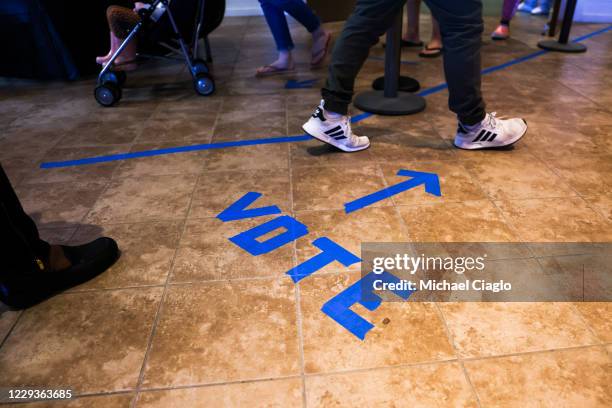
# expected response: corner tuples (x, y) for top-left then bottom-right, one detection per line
(353, 90), (426, 116)
(372, 76), (420, 92)
(537, 40), (587, 53)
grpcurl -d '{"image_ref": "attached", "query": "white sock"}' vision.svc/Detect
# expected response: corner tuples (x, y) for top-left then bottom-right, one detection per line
(322, 102), (344, 119)
(326, 110), (343, 119)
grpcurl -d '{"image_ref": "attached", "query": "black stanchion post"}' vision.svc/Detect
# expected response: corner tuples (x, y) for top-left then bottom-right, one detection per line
(547, 0), (562, 37)
(372, 12), (420, 93)
(559, 0), (578, 43)
(353, 12), (426, 115)
(538, 0), (587, 53)
(384, 12), (401, 98)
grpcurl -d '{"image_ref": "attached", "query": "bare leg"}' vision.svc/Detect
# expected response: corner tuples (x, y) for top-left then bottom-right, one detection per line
(95, 32), (137, 70)
(428, 16), (443, 49)
(404, 0), (422, 42)
(492, 0), (520, 39)
(115, 38), (137, 65)
(420, 16), (443, 56)
(311, 26), (331, 66)
(256, 50), (294, 75)
(256, 0), (296, 75)
(96, 32), (117, 65)
(95, 5), (139, 69)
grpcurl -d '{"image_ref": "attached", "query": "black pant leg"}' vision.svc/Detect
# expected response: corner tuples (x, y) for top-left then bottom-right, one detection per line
(0, 164), (49, 283)
(423, 0), (486, 125)
(321, 0), (406, 115)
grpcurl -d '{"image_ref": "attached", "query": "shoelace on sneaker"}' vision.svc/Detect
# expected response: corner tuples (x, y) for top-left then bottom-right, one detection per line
(344, 116), (358, 142)
(485, 112), (498, 129)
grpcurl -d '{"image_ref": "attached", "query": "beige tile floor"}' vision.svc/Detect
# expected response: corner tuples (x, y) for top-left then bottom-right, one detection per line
(0, 13), (611, 408)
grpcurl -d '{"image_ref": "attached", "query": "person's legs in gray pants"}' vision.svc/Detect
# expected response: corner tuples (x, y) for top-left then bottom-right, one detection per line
(321, 0), (405, 115)
(424, 0), (486, 124)
(322, 0), (486, 125)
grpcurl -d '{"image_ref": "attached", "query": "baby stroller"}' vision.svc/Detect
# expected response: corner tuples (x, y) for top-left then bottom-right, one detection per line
(94, 0), (225, 107)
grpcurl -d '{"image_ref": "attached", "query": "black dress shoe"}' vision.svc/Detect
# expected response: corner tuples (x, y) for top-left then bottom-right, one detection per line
(0, 237), (119, 309)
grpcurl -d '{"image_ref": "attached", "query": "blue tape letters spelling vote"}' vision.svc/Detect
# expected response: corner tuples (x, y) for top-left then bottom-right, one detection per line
(217, 192), (406, 339)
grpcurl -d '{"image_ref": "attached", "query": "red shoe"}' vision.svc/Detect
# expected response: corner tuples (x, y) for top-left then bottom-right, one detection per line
(491, 25), (510, 40)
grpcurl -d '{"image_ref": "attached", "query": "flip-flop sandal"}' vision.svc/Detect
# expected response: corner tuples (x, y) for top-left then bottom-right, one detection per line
(419, 46), (443, 58)
(255, 64), (295, 77)
(311, 32), (331, 66)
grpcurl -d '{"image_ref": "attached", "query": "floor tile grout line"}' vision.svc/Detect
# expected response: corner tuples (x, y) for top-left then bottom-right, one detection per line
(523, 150), (589, 199)
(286, 102), (308, 408)
(491, 194), (608, 204)
(302, 357), (459, 379)
(392, 194), (596, 209)
(451, 155), (503, 207)
(66, 218), (192, 229)
(433, 303), (483, 408)
(11, 124), (75, 190)
(566, 301), (607, 345)
(63, 373), (307, 402)
(65, 284), (166, 294)
(108, 106), (149, 181)
(130, 73), (225, 407)
(528, 150), (612, 226)
(530, 144), (612, 232)
(552, 71), (612, 115)
(581, 197), (612, 226)
(301, 341), (612, 381)
(76, 125), (145, 233)
(32, 342), (612, 403)
(376, 161), (416, 243)
(130, 179), (200, 408)
(457, 146), (595, 206)
(62, 269), (355, 295)
(460, 342), (611, 363)
(0, 310), (24, 351)
(201, 87), (227, 166)
(487, 197), (544, 262)
(295, 283), (307, 408)
(0, 390), (137, 406)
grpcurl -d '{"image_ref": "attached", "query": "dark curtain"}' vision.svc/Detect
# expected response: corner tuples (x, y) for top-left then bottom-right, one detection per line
(40, 0), (133, 76)
(0, 0), (79, 80)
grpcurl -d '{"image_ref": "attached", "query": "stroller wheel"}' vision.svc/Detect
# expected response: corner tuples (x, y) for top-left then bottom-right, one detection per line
(94, 83), (122, 107)
(100, 71), (127, 86)
(192, 59), (209, 75)
(194, 73), (215, 96)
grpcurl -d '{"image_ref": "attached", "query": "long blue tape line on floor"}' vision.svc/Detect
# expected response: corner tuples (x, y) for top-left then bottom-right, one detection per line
(40, 25), (612, 169)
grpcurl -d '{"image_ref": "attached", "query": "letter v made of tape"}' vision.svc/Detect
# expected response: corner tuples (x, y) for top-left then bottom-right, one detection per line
(217, 192), (282, 222)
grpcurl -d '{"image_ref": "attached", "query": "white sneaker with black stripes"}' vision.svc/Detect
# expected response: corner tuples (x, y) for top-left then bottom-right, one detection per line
(302, 100), (370, 152)
(454, 112), (527, 150)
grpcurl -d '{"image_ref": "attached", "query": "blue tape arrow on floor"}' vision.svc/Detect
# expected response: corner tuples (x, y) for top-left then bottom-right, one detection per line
(344, 169), (441, 214)
(285, 79), (318, 89)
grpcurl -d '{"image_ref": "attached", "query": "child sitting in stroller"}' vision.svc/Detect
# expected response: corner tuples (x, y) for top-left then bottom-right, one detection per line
(94, 0), (224, 106)
(96, 2), (147, 70)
